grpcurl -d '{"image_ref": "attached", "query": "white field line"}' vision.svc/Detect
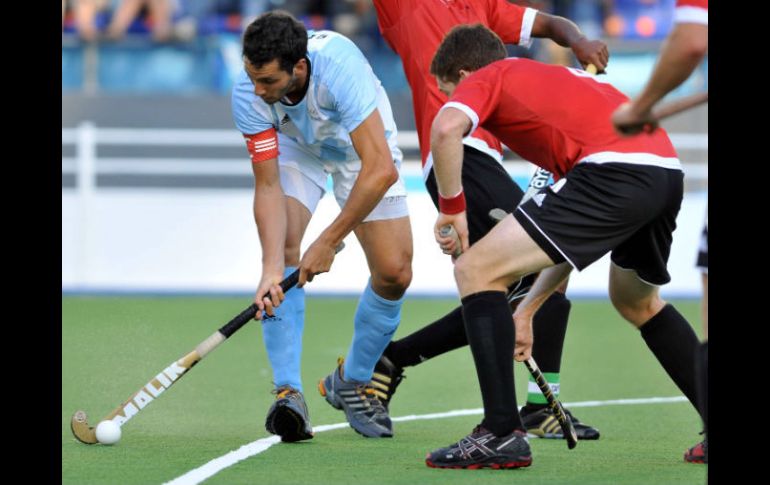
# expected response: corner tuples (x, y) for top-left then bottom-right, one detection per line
(162, 395), (688, 485)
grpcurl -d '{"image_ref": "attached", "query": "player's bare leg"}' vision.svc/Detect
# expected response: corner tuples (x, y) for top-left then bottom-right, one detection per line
(609, 263), (705, 461)
(453, 213), (553, 297)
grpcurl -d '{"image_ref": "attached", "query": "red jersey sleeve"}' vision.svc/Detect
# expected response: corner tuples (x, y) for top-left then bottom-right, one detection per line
(441, 68), (502, 137)
(675, 0), (708, 25)
(372, 0), (402, 32)
(243, 127), (279, 163)
(485, 0), (537, 46)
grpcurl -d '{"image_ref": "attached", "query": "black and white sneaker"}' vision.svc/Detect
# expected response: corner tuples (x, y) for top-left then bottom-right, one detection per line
(521, 406), (600, 440)
(426, 426), (532, 469)
(369, 354), (405, 410)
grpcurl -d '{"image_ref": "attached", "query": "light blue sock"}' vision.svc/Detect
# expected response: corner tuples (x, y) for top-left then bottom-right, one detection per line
(261, 266), (305, 392)
(344, 279), (404, 382)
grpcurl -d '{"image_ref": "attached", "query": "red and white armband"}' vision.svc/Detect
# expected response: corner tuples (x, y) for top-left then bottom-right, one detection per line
(243, 127), (279, 163)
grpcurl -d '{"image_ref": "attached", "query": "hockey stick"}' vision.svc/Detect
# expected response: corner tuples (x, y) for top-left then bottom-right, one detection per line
(438, 223), (577, 449)
(71, 243), (345, 444)
(653, 91), (708, 121)
(614, 91), (708, 135)
(522, 356), (577, 448)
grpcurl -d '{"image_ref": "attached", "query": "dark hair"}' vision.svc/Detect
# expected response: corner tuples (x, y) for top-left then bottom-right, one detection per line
(242, 11), (308, 73)
(430, 24), (507, 83)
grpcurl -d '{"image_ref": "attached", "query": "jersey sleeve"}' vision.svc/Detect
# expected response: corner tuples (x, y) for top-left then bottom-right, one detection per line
(674, 0), (708, 25)
(231, 70), (279, 162)
(485, 0), (537, 48)
(439, 68), (502, 137)
(231, 70), (275, 136)
(372, 0), (402, 32)
(322, 43), (379, 133)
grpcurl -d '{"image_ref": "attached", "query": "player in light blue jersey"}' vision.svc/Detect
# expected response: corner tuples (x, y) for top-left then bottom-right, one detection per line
(232, 11), (413, 441)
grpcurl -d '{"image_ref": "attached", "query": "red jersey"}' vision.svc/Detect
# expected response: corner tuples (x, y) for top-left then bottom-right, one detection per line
(675, 0), (708, 25)
(373, 0), (537, 174)
(443, 58), (679, 179)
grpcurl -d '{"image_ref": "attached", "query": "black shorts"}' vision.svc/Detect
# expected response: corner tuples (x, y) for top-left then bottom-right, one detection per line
(426, 145), (524, 244)
(696, 219), (708, 273)
(514, 162), (684, 285)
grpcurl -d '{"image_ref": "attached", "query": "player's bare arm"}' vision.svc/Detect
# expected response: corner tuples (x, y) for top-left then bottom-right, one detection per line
(251, 155), (288, 318)
(612, 22), (707, 135)
(531, 11), (609, 73)
(430, 105), (472, 254)
(512, 262), (573, 361)
(297, 108), (398, 285)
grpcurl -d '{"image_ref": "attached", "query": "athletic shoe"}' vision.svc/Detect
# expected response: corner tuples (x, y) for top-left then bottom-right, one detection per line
(369, 354), (405, 410)
(425, 426), (532, 469)
(520, 406), (600, 440)
(318, 357), (393, 437)
(264, 385), (314, 442)
(684, 437), (707, 464)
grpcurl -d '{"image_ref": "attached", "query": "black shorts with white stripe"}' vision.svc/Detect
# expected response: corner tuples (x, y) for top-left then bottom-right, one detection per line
(426, 145), (524, 245)
(514, 161), (684, 286)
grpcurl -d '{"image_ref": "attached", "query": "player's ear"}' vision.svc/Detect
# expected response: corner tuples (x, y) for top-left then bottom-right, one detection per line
(293, 57), (308, 74)
(458, 69), (472, 81)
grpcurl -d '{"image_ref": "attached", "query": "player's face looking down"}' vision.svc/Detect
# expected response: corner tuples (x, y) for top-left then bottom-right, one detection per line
(436, 70), (472, 98)
(245, 58), (307, 105)
(436, 76), (458, 97)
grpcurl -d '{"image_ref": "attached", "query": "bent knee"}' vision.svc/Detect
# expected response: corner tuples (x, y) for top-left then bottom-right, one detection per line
(454, 257), (472, 285)
(453, 256), (495, 294)
(372, 262), (412, 297)
(610, 295), (665, 327)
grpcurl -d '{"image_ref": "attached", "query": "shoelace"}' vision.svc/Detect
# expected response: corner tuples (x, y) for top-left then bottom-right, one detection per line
(364, 387), (388, 414)
(442, 425), (492, 451)
(272, 386), (298, 400)
(336, 357), (388, 416)
(350, 385), (387, 415)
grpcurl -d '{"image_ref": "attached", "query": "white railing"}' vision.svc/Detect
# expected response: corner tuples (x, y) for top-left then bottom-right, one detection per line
(62, 122), (708, 183)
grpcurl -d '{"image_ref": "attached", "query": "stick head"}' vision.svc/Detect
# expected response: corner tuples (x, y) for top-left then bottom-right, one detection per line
(71, 410), (98, 444)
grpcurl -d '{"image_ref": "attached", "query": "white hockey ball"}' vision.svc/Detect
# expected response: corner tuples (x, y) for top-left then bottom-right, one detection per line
(95, 420), (121, 445)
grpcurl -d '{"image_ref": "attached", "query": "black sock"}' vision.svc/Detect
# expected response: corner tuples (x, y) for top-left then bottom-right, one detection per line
(640, 304), (701, 416)
(696, 341), (708, 436)
(383, 305), (467, 368)
(383, 279), (546, 370)
(531, 291), (571, 372)
(461, 291), (522, 437)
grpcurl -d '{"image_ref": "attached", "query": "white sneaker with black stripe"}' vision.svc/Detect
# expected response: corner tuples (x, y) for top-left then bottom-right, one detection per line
(318, 357), (393, 438)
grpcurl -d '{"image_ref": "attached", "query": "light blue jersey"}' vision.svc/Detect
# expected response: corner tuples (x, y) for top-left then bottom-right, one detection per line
(232, 30), (402, 164)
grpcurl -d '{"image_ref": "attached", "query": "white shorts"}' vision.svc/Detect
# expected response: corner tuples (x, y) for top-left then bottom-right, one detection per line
(278, 134), (409, 222)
